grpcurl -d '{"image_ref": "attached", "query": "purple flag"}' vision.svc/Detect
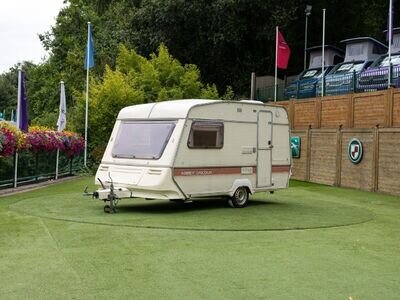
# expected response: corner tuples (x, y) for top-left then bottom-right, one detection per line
(18, 71), (29, 132)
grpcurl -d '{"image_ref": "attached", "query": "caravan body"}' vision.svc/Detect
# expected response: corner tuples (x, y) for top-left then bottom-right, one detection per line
(95, 99), (291, 208)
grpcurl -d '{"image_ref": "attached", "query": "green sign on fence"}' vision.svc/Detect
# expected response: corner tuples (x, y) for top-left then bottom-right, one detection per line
(291, 136), (301, 159)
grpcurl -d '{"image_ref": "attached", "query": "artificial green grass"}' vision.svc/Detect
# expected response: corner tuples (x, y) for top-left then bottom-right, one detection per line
(1, 177), (399, 299)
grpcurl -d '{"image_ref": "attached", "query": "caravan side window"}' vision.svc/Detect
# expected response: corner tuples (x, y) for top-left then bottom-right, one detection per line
(187, 121), (224, 149)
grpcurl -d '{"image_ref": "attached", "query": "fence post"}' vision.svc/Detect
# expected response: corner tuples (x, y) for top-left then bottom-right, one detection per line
(296, 81), (300, 99)
(349, 94), (355, 128)
(306, 125), (312, 182)
(335, 125), (343, 187)
(386, 88), (394, 127)
(35, 153), (39, 182)
(372, 125), (379, 192)
(352, 70), (357, 93)
(70, 158), (73, 175)
(389, 63), (393, 88)
(13, 151), (18, 188)
(316, 97), (322, 128)
(289, 99), (295, 129)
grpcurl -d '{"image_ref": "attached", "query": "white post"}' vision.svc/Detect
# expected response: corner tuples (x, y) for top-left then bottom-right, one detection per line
(274, 26), (278, 102)
(55, 149), (60, 180)
(84, 22), (91, 168)
(388, 0), (393, 88)
(321, 9), (326, 97)
(250, 72), (256, 100)
(14, 67), (22, 188)
(304, 15), (309, 70)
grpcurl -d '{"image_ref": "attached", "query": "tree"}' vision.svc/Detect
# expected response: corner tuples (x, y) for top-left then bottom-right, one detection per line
(74, 44), (225, 163)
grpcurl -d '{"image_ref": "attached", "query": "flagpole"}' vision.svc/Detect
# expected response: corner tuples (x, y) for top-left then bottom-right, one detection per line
(14, 67), (22, 188)
(321, 9), (326, 97)
(55, 80), (64, 180)
(388, 0), (393, 88)
(84, 22), (91, 168)
(274, 26), (278, 102)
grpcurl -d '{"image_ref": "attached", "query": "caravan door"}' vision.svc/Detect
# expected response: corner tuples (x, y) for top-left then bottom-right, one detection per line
(257, 111), (273, 187)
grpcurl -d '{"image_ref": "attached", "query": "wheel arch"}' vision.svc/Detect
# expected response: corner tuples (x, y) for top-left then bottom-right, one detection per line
(229, 179), (254, 197)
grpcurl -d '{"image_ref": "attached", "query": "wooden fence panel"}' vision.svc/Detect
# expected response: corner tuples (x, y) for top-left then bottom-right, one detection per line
(392, 91), (400, 127)
(378, 130), (400, 195)
(309, 130), (337, 185)
(353, 93), (386, 128)
(321, 96), (351, 128)
(294, 100), (318, 129)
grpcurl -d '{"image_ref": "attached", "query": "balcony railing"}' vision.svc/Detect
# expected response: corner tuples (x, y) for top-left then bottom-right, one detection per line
(256, 64), (400, 102)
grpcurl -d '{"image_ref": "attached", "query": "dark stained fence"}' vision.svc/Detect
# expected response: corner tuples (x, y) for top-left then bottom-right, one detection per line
(0, 151), (83, 189)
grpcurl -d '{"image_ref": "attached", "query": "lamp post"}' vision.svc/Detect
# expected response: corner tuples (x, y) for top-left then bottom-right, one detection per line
(304, 5), (312, 70)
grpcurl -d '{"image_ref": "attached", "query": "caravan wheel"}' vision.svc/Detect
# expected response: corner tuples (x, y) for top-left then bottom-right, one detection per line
(228, 187), (249, 208)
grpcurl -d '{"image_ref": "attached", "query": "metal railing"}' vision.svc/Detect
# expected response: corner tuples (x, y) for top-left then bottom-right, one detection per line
(256, 85), (286, 102)
(0, 151), (84, 189)
(256, 64), (400, 101)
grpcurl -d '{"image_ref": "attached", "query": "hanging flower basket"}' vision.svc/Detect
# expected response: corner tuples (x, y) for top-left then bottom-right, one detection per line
(0, 121), (26, 157)
(0, 123), (84, 158)
(62, 131), (85, 158)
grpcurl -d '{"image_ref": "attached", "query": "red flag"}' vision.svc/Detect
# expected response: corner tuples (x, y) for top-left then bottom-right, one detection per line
(277, 30), (291, 69)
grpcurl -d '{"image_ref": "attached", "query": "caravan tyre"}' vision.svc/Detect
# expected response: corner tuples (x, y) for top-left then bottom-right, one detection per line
(228, 187), (249, 208)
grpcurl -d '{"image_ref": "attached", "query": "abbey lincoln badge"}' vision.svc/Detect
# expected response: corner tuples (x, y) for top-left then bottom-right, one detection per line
(348, 138), (363, 164)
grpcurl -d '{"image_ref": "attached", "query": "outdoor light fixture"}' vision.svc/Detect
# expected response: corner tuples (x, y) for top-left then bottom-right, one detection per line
(304, 5), (312, 70)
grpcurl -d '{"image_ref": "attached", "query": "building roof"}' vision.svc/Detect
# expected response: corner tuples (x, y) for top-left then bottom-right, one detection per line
(307, 45), (344, 55)
(306, 45), (344, 68)
(340, 37), (387, 49)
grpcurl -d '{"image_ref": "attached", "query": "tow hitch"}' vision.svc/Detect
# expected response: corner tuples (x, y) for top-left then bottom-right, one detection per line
(83, 174), (128, 214)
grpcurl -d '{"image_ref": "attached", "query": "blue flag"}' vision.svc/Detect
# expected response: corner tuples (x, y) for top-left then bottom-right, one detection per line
(18, 71), (29, 132)
(84, 22), (94, 69)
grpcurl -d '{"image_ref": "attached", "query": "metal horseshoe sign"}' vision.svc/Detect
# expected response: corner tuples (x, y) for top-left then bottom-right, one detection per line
(348, 138), (363, 164)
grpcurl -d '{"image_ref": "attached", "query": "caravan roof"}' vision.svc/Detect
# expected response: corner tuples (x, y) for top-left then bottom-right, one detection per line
(118, 99), (269, 120)
(118, 99), (216, 119)
(340, 37), (387, 62)
(306, 45), (344, 68)
(383, 27), (400, 53)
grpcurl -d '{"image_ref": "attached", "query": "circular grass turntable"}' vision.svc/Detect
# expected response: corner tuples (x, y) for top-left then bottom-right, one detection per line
(10, 187), (374, 231)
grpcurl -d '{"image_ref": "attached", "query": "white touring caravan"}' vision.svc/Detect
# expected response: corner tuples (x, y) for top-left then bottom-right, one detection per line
(90, 99), (291, 212)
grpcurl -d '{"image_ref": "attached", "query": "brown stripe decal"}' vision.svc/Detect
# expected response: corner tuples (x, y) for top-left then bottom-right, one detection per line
(174, 165), (290, 176)
(174, 166), (255, 176)
(272, 165), (291, 172)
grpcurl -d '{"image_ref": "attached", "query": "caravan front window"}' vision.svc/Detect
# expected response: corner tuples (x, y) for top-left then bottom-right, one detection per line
(112, 121), (175, 159)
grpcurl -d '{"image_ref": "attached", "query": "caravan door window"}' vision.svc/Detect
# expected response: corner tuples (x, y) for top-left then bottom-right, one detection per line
(112, 121), (175, 159)
(187, 121), (224, 149)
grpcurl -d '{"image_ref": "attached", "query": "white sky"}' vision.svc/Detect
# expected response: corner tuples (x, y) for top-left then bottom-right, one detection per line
(0, 0), (65, 74)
